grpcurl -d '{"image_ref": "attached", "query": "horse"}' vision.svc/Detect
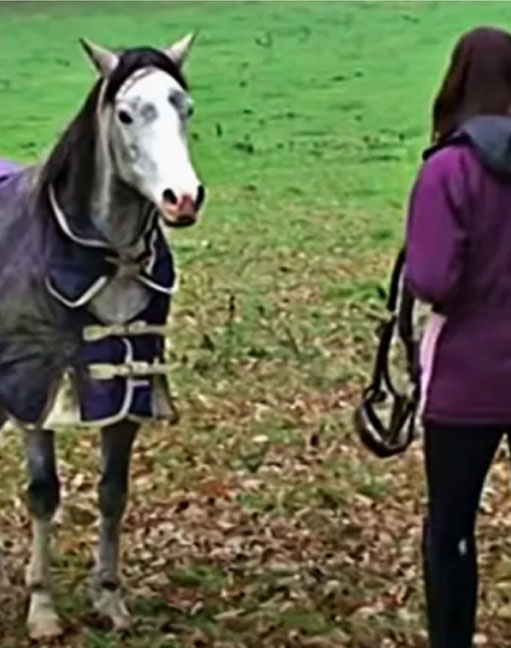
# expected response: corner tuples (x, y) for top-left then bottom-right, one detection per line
(0, 34), (204, 639)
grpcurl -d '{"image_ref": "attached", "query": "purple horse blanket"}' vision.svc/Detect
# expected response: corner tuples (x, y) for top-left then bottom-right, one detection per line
(0, 159), (176, 427)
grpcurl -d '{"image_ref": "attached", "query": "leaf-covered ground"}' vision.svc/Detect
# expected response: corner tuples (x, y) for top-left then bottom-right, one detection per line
(2, 2), (511, 646)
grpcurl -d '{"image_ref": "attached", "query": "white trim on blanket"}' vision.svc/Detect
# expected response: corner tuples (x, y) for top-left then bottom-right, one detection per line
(45, 338), (140, 428)
(49, 184), (111, 249)
(137, 276), (176, 294)
(45, 275), (109, 308)
(78, 337), (138, 427)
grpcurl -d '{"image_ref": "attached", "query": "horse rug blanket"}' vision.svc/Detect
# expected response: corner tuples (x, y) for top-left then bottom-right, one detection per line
(0, 159), (177, 428)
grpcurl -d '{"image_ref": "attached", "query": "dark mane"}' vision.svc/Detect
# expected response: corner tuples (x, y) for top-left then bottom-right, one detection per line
(38, 81), (102, 224)
(38, 47), (187, 225)
(104, 47), (187, 103)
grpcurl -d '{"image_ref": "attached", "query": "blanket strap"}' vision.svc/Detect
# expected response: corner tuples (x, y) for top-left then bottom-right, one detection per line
(83, 321), (172, 342)
(89, 361), (171, 380)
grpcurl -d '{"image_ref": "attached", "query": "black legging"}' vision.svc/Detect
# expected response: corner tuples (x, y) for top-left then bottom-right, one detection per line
(423, 422), (510, 648)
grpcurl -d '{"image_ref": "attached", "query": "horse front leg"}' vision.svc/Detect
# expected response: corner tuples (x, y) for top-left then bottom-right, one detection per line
(23, 427), (62, 640)
(91, 419), (139, 630)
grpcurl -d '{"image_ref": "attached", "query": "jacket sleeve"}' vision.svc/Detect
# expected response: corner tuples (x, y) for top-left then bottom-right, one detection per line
(404, 154), (468, 306)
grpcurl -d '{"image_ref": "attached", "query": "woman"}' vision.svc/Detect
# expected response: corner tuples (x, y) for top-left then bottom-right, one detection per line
(405, 27), (511, 648)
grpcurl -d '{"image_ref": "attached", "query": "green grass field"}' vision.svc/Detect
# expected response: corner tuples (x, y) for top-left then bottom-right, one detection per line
(3, 2), (511, 647)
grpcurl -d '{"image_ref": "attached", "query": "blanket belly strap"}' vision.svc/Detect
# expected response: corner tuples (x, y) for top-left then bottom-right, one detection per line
(83, 321), (172, 342)
(89, 360), (171, 380)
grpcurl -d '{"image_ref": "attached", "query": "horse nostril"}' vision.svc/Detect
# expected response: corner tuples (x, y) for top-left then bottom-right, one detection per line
(195, 185), (206, 210)
(163, 188), (177, 205)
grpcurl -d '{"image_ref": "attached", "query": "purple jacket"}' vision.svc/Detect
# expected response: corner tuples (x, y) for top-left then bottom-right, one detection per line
(405, 116), (511, 424)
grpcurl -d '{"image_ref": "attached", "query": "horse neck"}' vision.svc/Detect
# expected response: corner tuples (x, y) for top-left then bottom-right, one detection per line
(90, 167), (149, 252)
(45, 85), (150, 254)
(54, 159), (148, 252)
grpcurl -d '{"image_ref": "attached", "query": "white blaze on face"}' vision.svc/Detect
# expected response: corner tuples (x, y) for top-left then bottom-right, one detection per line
(110, 67), (202, 226)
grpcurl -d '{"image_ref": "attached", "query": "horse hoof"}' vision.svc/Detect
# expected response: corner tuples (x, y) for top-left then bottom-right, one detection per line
(112, 611), (132, 632)
(27, 592), (63, 640)
(93, 589), (132, 631)
(28, 611), (63, 640)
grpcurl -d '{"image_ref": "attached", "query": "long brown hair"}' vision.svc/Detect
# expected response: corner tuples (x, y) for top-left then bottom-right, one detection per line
(432, 27), (511, 143)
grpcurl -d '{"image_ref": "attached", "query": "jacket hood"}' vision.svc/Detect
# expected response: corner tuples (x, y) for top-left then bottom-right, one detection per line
(458, 115), (511, 175)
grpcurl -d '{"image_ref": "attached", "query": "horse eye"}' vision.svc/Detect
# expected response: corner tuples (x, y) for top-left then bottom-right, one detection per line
(169, 93), (193, 119)
(118, 110), (134, 125)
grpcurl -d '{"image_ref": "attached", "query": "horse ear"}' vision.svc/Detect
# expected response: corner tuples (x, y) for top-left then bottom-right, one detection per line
(163, 32), (196, 68)
(79, 38), (119, 77)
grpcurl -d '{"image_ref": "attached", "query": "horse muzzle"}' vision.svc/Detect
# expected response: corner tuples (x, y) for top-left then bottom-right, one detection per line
(160, 185), (205, 228)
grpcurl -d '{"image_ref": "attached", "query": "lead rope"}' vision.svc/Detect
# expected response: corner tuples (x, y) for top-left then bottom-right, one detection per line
(356, 247), (419, 456)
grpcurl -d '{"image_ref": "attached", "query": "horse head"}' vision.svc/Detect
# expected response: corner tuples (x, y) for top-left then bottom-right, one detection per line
(80, 35), (205, 228)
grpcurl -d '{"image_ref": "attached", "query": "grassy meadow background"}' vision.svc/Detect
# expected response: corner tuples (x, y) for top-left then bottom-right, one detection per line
(2, 2), (511, 647)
